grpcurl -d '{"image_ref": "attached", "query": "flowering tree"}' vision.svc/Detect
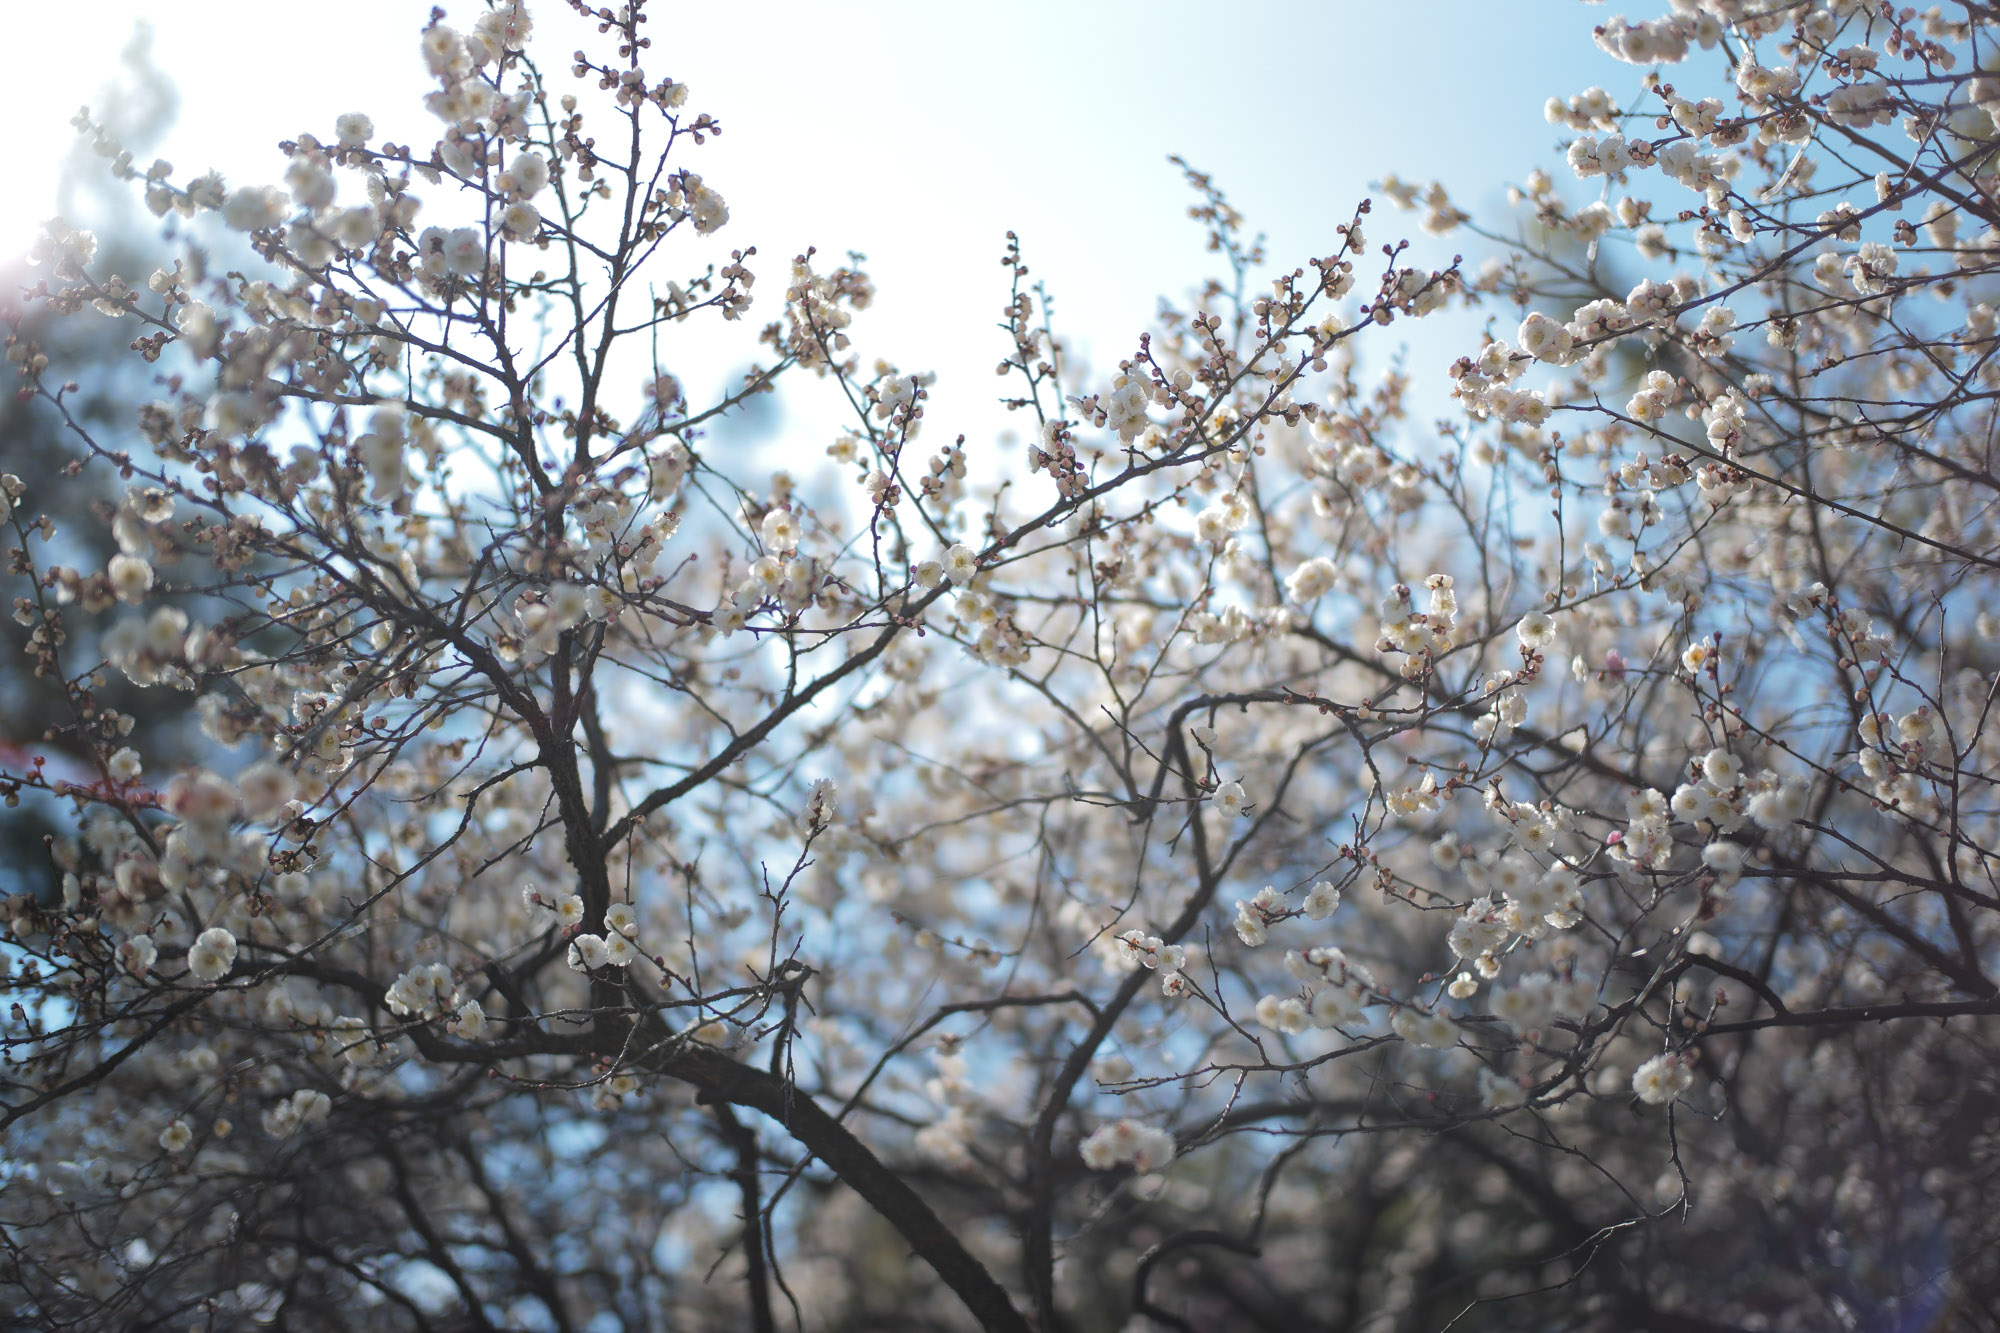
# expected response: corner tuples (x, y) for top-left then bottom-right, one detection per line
(6, 0), (2000, 1328)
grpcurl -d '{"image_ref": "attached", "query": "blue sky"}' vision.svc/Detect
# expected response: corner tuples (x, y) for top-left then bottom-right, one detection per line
(10, 1), (1629, 440)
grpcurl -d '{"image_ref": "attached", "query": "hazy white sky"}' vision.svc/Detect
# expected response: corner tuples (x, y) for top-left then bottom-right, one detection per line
(9, 1), (1623, 439)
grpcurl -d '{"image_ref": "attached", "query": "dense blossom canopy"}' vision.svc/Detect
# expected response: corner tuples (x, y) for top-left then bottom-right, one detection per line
(6, 1), (2000, 1329)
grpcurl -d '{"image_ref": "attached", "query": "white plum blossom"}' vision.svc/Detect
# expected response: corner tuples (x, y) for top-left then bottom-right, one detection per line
(1301, 880), (1340, 920)
(187, 927), (237, 982)
(1285, 556), (1338, 604)
(222, 186), (287, 231)
(1101, 372), (1151, 443)
(261, 1089), (332, 1139)
(1079, 1119), (1176, 1174)
(1213, 781), (1248, 819)
(510, 151), (549, 198)
(804, 777), (838, 833)
(1632, 1053), (1694, 1105)
(121, 935), (158, 978)
(605, 902), (638, 938)
(448, 1000), (488, 1039)
(107, 555), (154, 604)
(943, 544), (978, 584)
(760, 508), (801, 553)
(1390, 1006), (1459, 1049)
(1254, 994), (1311, 1034)
(600, 932), (637, 968)
(1518, 311), (1575, 363)
(335, 112), (374, 146)
(1113, 930), (1186, 972)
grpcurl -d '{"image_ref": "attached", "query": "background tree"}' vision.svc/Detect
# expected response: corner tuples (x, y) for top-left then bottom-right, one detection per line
(5, 1), (1999, 1330)
(0, 23), (189, 911)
